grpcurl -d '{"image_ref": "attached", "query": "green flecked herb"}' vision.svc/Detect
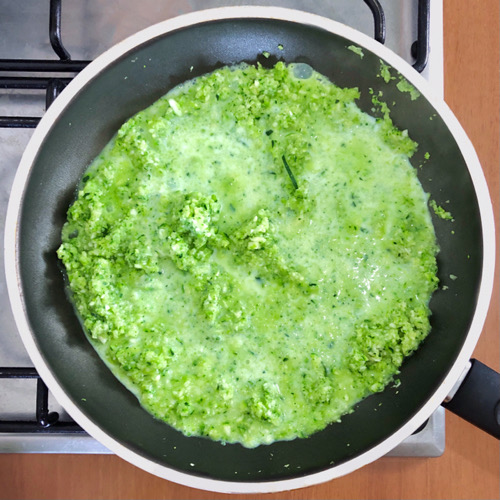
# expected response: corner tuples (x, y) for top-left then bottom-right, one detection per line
(281, 155), (298, 190)
(429, 199), (454, 221)
(379, 60), (395, 83)
(396, 76), (420, 100)
(347, 45), (364, 58)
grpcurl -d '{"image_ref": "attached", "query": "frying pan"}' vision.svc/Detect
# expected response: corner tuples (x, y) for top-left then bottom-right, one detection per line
(4, 7), (499, 494)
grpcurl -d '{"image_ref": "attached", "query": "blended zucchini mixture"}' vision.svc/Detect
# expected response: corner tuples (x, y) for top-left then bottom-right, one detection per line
(58, 62), (439, 447)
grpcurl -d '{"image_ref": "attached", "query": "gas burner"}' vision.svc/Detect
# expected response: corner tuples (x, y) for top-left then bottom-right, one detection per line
(0, 0), (444, 457)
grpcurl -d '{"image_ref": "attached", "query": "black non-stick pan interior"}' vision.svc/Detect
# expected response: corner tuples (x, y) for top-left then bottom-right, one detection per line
(17, 18), (482, 481)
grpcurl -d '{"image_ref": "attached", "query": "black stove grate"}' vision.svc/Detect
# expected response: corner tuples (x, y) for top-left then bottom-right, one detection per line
(0, 368), (83, 433)
(0, 0), (430, 434)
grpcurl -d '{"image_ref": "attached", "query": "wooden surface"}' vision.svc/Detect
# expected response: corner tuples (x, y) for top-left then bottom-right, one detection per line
(1, 1), (498, 498)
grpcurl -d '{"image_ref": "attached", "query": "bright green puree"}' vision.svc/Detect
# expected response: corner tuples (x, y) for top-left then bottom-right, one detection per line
(58, 62), (438, 447)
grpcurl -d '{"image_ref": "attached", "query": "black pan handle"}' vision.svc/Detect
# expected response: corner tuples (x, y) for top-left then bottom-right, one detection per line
(442, 359), (500, 439)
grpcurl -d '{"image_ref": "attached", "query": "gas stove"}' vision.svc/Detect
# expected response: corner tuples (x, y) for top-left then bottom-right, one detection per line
(0, 0), (445, 456)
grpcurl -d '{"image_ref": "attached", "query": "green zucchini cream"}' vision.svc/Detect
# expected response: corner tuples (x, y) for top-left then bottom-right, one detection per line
(57, 62), (439, 447)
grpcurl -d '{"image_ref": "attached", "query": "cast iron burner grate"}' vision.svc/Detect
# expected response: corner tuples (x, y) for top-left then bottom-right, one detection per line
(0, 368), (83, 433)
(0, 0), (431, 435)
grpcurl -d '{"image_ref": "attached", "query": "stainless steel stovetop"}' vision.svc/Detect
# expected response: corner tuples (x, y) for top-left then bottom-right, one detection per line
(0, 0), (445, 456)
